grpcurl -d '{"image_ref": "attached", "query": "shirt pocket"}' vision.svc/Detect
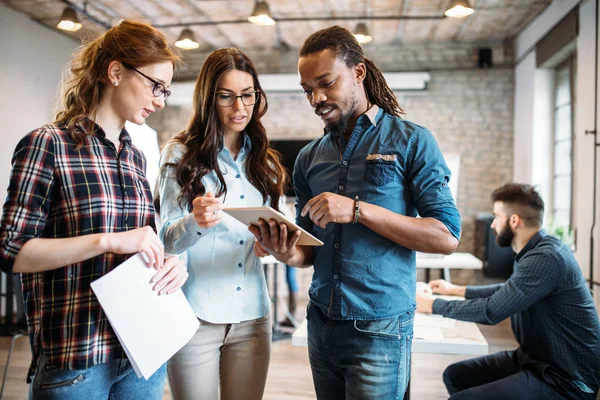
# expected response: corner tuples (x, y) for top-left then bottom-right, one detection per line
(364, 159), (396, 187)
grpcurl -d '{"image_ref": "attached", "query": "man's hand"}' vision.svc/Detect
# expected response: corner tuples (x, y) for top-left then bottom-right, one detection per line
(248, 219), (301, 264)
(416, 292), (435, 314)
(429, 279), (464, 296)
(253, 240), (269, 257)
(301, 192), (355, 229)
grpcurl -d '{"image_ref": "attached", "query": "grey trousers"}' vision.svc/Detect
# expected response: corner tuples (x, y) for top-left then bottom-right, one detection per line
(167, 315), (271, 400)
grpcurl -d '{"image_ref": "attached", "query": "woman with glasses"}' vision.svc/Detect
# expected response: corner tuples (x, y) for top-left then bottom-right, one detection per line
(0, 20), (188, 399)
(157, 47), (287, 400)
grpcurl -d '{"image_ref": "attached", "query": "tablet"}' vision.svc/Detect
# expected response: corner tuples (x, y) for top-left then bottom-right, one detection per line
(223, 206), (324, 246)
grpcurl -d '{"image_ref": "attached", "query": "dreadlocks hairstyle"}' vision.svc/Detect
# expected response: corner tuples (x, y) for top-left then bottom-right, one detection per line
(299, 25), (405, 117)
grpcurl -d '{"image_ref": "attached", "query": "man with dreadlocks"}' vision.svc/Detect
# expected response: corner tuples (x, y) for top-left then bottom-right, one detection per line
(250, 25), (461, 399)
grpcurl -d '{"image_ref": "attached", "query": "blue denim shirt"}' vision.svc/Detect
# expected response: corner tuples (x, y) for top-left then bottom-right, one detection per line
(294, 105), (461, 320)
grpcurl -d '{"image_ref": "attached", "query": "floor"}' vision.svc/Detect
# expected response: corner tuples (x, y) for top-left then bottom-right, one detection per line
(0, 267), (517, 400)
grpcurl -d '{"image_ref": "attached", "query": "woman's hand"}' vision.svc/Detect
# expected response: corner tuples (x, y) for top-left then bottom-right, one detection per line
(104, 226), (164, 270)
(191, 192), (224, 229)
(150, 256), (189, 295)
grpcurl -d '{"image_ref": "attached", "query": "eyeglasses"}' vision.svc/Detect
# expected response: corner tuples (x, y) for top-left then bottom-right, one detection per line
(216, 91), (260, 107)
(122, 63), (171, 100)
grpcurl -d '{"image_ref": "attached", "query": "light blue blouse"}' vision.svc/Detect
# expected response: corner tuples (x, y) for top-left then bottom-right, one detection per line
(158, 136), (270, 324)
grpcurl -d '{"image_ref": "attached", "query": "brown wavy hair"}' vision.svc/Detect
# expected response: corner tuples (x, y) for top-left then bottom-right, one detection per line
(54, 20), (180, 148)
(170, 48), (287, 211)
(299, 25), (405, 117)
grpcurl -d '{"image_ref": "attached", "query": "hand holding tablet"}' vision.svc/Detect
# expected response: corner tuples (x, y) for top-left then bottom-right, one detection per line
(223, 207), (324, 246)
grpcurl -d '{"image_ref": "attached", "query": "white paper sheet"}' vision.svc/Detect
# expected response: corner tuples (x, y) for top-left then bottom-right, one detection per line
(414, 326), (445, 342)
(415, 313), (456, 329)
(91, 253), (199, 379)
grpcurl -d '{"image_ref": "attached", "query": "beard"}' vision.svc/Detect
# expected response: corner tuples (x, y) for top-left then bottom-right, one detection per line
(495, 221), (514, 248)
(318, 94), (359, 139)
(327, 108), (352, 139)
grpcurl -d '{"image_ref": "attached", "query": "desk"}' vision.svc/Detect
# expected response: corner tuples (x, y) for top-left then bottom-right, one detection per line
(417, 252), (482, 283)
(292, 314), (488, 355)
(292, 299), (488, 399)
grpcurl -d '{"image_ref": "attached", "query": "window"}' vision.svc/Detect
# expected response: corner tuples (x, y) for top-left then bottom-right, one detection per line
(551, 57), (576, 228)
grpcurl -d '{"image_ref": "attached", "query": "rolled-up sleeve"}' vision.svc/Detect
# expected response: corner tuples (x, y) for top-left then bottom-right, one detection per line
(158, 142), (208, 255)
(0, 129), (56, 273)
(406, 128), (461, 240)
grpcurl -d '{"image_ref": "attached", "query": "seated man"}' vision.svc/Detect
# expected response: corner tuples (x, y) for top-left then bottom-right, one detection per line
(417, 183), (600, 400)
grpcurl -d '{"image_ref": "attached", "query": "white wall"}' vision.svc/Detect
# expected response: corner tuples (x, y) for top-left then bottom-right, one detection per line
(515, 0), (581, 61)
(514, 0), (600, 294)
(531, 69), (555, 223)
(0, 4), (77, 199)
(513, 52), (536, 183)
(574, 0), (599, 283)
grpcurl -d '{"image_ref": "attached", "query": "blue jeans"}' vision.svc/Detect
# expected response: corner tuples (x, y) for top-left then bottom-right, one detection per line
(29, 355), (167, 400)
(307, 302), (414, 400)
(444, 350), (596, 400)
(285, 264), (299, 293)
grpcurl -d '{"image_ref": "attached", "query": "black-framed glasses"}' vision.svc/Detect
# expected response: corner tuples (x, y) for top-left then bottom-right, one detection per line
(216, 91), (260, 107)
(123, 63), (171, 100)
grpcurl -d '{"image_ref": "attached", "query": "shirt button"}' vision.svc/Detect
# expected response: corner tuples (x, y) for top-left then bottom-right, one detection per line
(333, 274), (339, 280)
(240, 194), (245, 199)
(239, 240), (244, 245)
(236, 174), (241, 179)
(334, 243), (339, 249)
(339, 185), (344, 191)
(197, 232), (202, 236)
(238, 263), (242, 268)
(236, 287), (241, 291)
(342, 161), (348, 166)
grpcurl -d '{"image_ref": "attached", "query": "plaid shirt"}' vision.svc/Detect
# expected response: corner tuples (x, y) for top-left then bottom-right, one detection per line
(0, 120), (155, 381)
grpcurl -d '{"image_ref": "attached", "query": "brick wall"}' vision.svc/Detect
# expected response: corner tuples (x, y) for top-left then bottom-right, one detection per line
(147, 42), (514, 254)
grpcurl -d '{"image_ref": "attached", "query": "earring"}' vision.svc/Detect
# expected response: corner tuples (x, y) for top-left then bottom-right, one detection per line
(113, 81), (118, 86)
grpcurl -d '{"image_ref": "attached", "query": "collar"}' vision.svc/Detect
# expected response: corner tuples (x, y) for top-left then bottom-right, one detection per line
(364, 104), (380, 126)
(76, 117), (132, 144)
(322, 104), (381, 137)
(515, 229), (546, 261)
(240, 131), (252, 153)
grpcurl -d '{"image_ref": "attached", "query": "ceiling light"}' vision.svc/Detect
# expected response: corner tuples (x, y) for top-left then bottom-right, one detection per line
(353, 23), (372, 44)
(175, 28), (200, 50)
(248, 1), (276, 26)
(57, 6), (82, 32)
(444, 0), (474, 18)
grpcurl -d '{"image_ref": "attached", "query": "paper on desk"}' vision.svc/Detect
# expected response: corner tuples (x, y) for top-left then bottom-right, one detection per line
(91, 253), (199, 379)
(415, 313), (456, 329)
(414, 326), (445, 342)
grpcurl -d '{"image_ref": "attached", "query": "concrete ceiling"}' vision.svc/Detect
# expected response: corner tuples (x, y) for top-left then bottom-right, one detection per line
(2, 0), (551, 76)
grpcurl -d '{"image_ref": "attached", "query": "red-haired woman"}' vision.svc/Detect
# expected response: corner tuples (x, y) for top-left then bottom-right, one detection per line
(0, 20), (187, 399)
